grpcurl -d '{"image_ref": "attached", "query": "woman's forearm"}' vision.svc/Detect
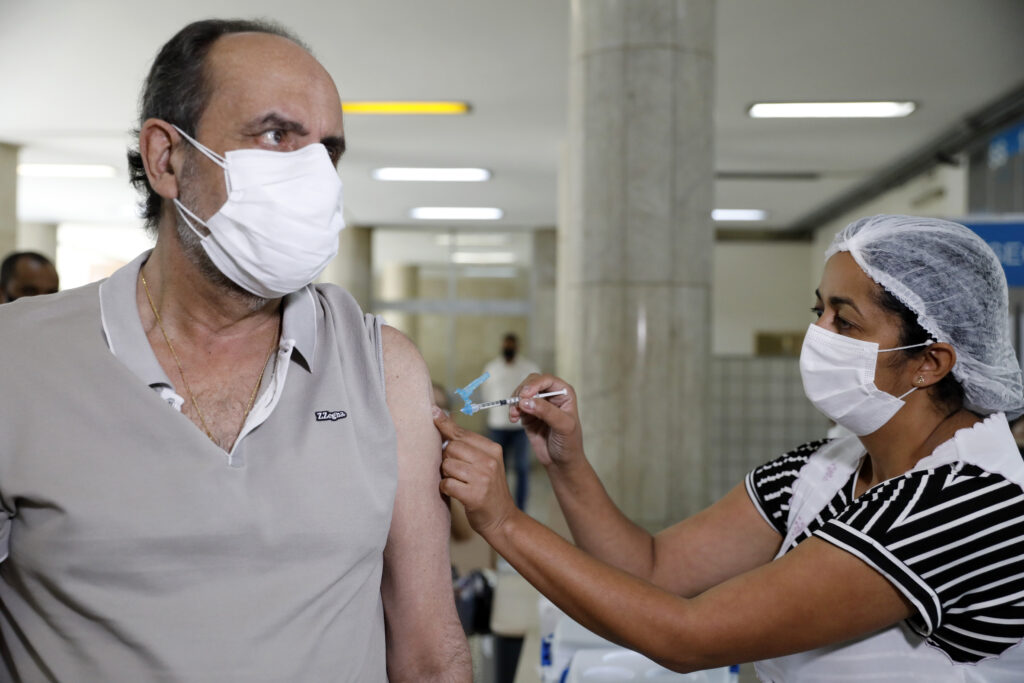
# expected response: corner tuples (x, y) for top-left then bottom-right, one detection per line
(485, 508), (709, 673)
(545, 456), (658, 581)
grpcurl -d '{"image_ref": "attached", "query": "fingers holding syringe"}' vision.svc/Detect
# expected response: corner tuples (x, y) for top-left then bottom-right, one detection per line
(435, 407), (518, 535)
(509, 373), (577, 423)
(511, 374), (584, 467)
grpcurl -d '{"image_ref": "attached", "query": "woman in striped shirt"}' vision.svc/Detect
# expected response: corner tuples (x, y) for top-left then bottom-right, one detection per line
(435, 214), (1024, 681)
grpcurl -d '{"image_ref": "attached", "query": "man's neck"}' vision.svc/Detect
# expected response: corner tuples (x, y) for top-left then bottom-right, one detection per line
(140, 236), (281, 344)
(136, 228), (285, 452)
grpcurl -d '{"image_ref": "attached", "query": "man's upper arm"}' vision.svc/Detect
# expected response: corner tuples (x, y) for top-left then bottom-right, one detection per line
(379, 325), (470, 682)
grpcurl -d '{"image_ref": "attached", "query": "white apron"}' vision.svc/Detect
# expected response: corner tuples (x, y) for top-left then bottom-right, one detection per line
(754, 414), (1024, 682)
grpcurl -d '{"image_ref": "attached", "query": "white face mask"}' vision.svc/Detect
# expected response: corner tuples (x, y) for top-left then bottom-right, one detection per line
(799, 323), (933, 436)
(171, 125), (345, 299)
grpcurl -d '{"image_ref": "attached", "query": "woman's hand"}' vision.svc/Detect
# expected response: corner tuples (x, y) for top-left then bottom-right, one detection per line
(435, 407), (520, 537)
(508, 373), (585, 468)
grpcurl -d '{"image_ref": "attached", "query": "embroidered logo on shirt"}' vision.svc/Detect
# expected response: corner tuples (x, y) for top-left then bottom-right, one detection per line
(314, 410), (348, 422)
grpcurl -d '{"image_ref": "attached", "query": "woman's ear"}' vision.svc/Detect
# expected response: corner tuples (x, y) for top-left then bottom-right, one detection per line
(915, 342), (956, 387)
(138, 119), (181, 200)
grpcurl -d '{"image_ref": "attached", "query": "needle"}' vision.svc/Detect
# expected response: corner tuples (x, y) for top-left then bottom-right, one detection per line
(466, 388), (568, 415)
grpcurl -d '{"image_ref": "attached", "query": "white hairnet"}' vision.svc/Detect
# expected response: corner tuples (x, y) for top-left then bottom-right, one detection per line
(826, 214), (1024, 419)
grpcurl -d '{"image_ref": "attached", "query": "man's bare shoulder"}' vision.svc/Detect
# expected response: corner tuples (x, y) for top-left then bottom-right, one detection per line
(379, 325), (436, 432)
(381, 323), (417, 359)
(380, 324), (430, 382)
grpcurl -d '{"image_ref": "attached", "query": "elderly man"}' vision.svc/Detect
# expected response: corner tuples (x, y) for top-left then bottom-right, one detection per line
(0, 251), (59, 303)
(0, 19), (470, 681)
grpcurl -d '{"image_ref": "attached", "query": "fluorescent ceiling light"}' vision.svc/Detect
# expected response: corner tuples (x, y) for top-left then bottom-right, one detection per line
(343, 101), (470, 115)
(373, 167), (490, 182)
(451, 251), (517, 265)
(411, 207), (503, 220)
(712, 209), (767, 221)
(748, 101), (916, 118)
(18, 163), (116, 178)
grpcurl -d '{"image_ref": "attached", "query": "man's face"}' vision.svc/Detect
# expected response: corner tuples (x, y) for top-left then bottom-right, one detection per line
(3, 258), (58, 302)
(502, 338), (518, 360)
(175, 31), (346, 225)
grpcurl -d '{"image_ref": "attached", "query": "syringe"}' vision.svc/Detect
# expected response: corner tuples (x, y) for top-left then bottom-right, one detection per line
(465, 388), (568, 415)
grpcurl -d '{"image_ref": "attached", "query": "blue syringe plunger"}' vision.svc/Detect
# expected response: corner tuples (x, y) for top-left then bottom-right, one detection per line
(455, 372), (490, 414)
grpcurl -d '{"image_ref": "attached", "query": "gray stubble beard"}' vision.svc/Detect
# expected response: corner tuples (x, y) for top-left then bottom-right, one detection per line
(174, 153), (270, 313)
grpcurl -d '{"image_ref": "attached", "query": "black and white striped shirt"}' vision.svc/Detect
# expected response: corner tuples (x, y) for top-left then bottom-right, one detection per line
(746, 437), (1024, 664)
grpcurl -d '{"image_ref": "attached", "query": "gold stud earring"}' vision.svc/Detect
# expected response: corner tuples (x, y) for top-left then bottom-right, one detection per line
(915, 376), (925, 386)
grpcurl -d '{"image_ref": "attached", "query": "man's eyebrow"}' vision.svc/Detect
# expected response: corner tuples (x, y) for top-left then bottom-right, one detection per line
(243, 112), (309, 136)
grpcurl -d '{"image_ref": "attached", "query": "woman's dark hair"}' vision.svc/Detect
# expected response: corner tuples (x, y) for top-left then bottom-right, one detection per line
(875, 286), (965, 413)
(126, 19), (307, 234)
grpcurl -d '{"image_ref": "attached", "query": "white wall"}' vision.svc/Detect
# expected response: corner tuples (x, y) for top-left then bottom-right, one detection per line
(712, 241), (814, 356)
(710, 162), (968, 358)
(56, 223), (154, 289)
(810, 162), (969, 292)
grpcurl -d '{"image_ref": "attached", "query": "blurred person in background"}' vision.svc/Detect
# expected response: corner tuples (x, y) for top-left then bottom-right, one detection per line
(481, 332), (540, 510)
(0, 251), (58, 303)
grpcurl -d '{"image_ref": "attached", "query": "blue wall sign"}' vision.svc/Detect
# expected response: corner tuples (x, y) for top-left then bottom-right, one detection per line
(986, 121), (1024, 169)
(961, 219), (1024, 287)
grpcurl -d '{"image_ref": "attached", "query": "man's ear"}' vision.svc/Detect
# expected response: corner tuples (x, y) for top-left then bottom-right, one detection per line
(915, 342), (956, 387)
(138, 119), (181, 200)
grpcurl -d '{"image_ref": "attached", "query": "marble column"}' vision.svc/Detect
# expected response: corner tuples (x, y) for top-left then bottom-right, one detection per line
(559, 0), (714, 528)
(530, 228), (558, 374)
(17, 221), (58, 260)
(318, 225), (372, 310)
(0, 144), (17, 259)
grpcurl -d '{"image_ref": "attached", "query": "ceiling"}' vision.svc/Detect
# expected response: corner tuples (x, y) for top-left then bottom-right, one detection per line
(2, 0), (1024, 235)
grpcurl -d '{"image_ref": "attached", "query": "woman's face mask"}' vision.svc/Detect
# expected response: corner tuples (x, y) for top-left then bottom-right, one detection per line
(800, 322), (932, 436)
(171, 125), (345, 299)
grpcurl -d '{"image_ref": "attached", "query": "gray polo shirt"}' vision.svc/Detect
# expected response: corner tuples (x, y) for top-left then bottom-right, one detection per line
(99, 252), (326, 468)
(0, 253), (397, 681)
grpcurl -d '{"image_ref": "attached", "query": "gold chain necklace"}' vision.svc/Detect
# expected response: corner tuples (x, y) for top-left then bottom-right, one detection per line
(141, 271), (277, 447)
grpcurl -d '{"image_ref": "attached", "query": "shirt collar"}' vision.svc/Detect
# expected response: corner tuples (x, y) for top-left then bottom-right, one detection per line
(917, 412), (1024, 490)
(98, 250), (319, 388)
(282, 286), (318, 373)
